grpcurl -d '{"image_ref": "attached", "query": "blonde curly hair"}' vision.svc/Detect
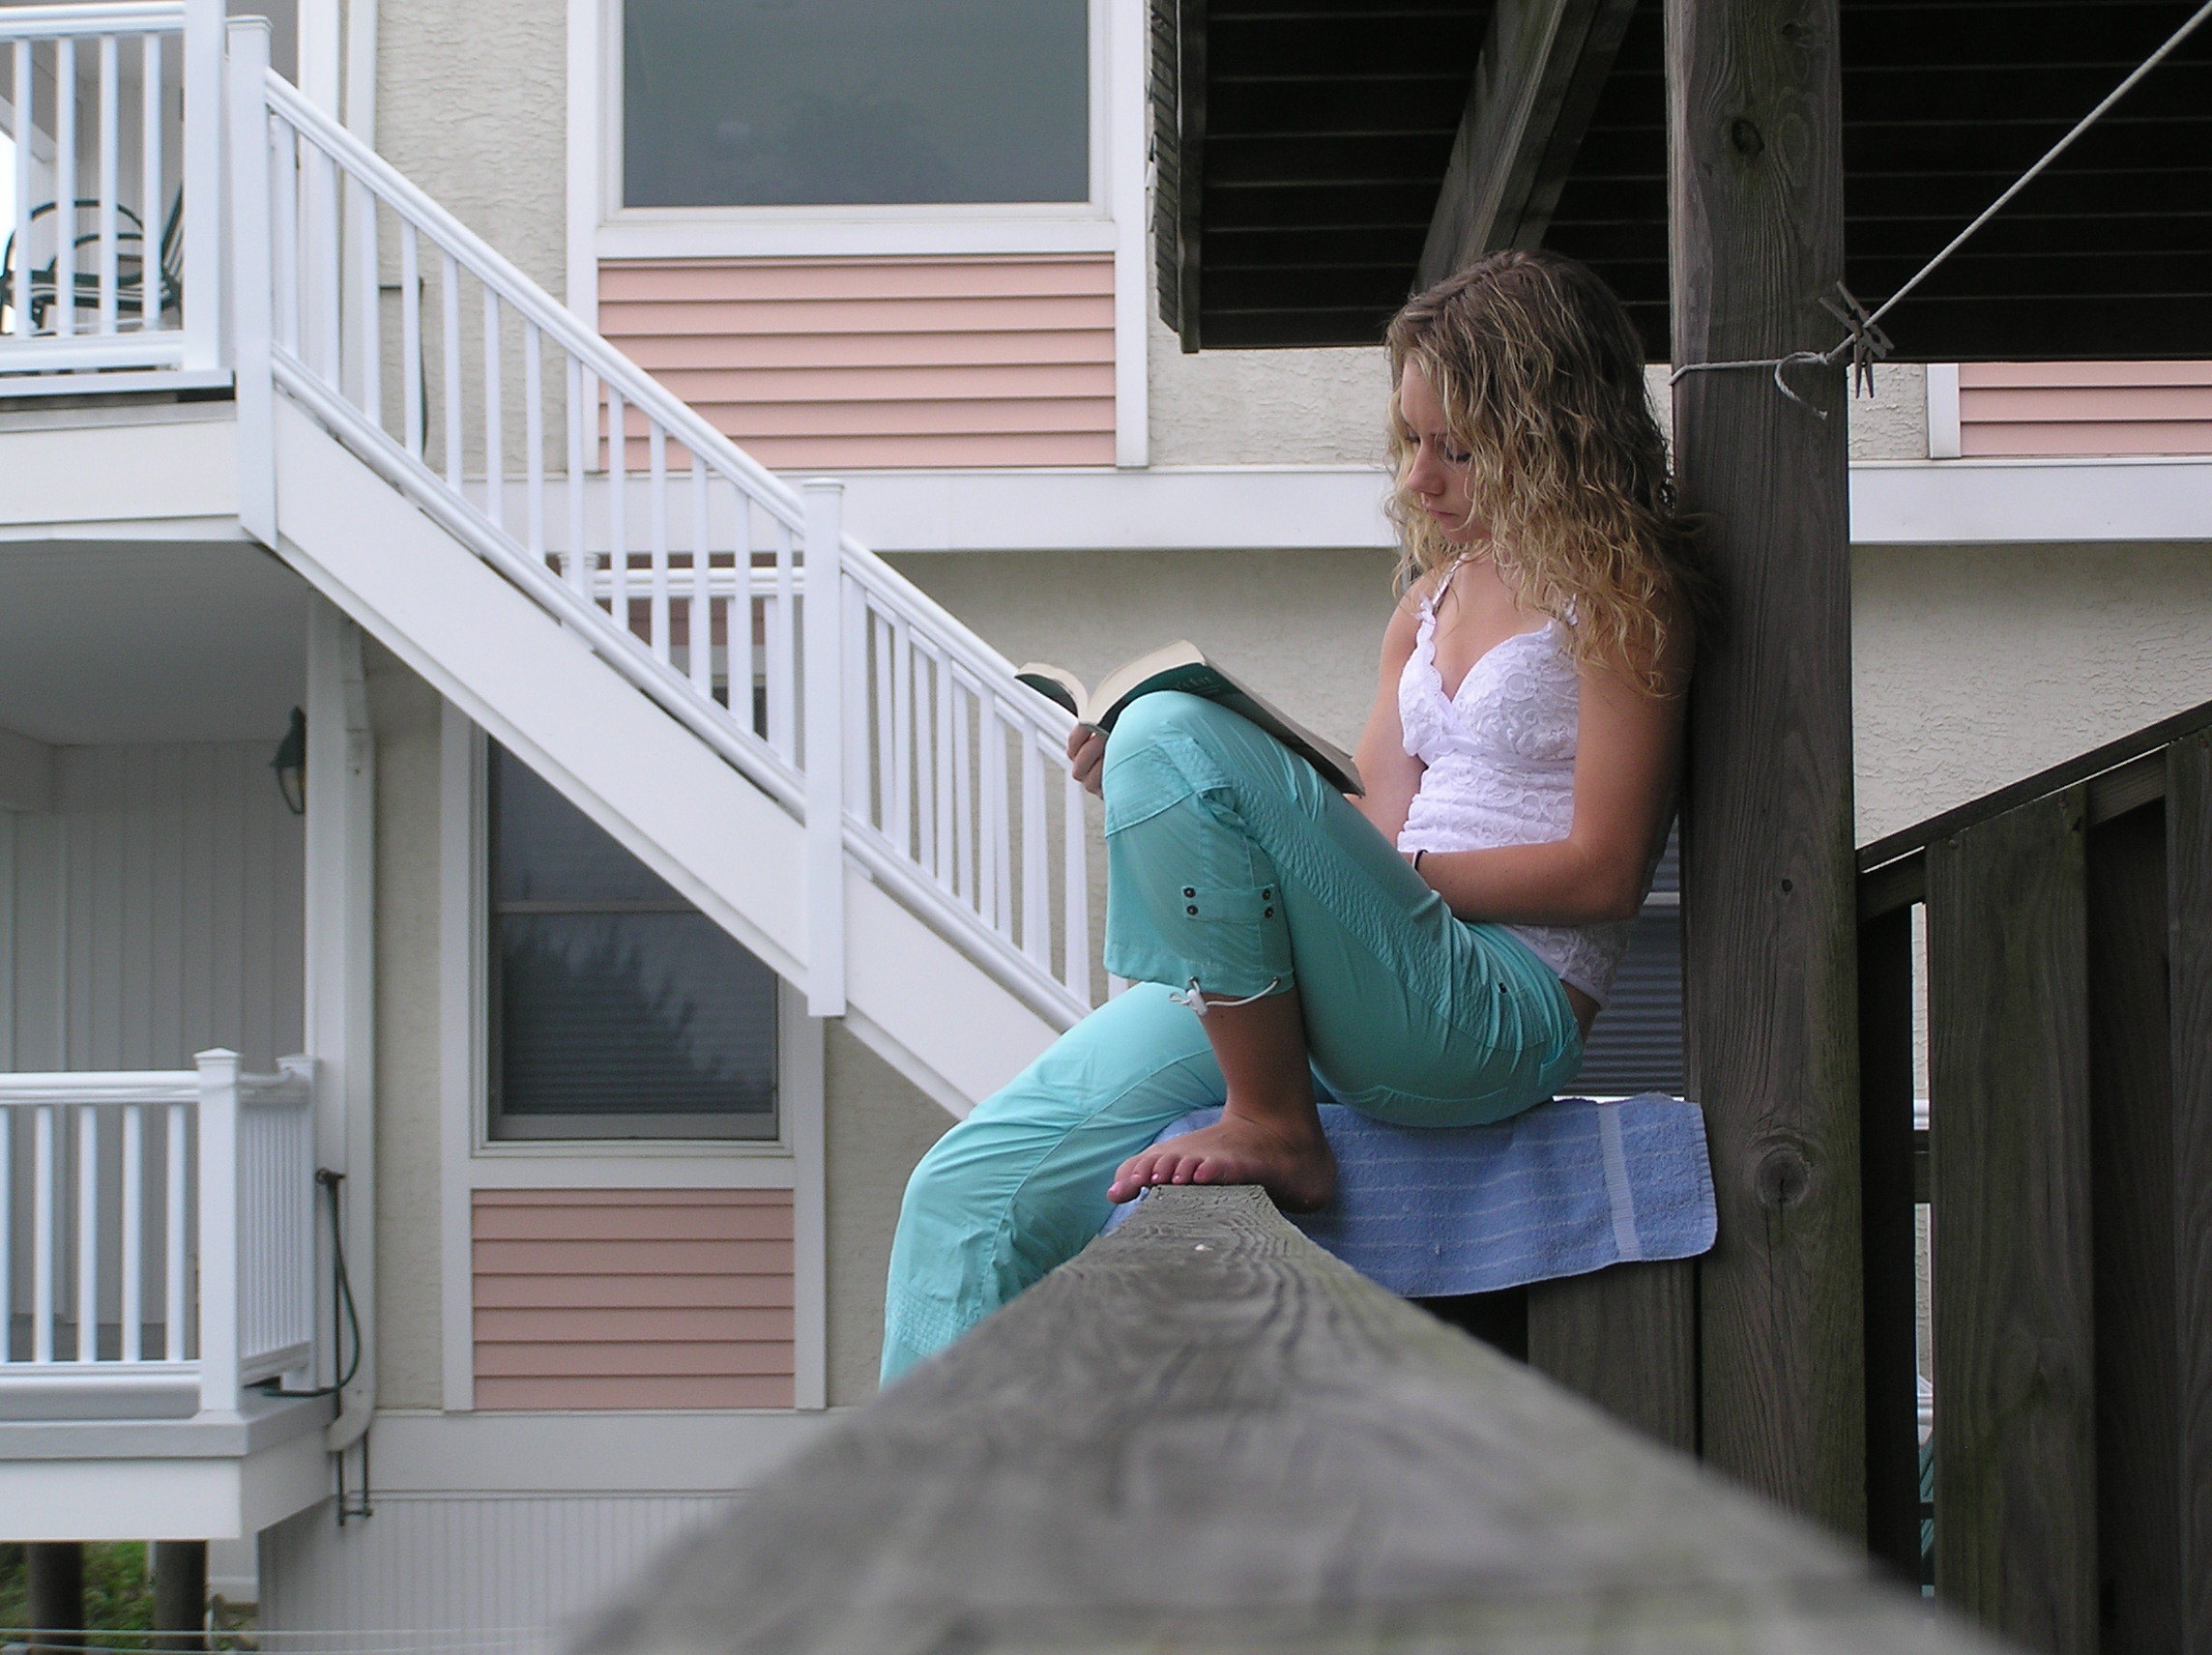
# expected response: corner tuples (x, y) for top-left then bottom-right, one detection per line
(1385, 250), (1705, 695)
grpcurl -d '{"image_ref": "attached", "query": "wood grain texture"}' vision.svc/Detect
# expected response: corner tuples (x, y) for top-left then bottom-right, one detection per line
(2085, 800), (2178, 1655)
(2168, 733), (2212, 1655)
(578, 1187), (2003, 1655)
(1858, 903), (1923, 1582)
(1527, 1260), (1699, 1454)
(1666, 0), (1864, 1534)
(1929, 789), (2096, 1654)
(1418, 0), (1639, 285)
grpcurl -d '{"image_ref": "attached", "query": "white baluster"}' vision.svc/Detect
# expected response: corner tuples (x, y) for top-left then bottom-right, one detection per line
(952, 678), (975, 906)
(481, 287), (504, 533)
(649, 421), (671, 659)
(53, 37), (75, 339)
(873, 610), (894, 831)
(97, 33), (118, 334)
(768, 521), (796, 759)
(1063, 762), (1092, 1000)
(12, 39), (33, 337)
(33, 1106), (56, 1362)
(139, 31), (160, 332)
(441, 251), (461, 490)
(690, 455), (713, 699)
(524, 319), (545, 562)
(401, 220), (422, 455)
(933, 650), (955, 889)
(355, 173), (381, 425)
(566, 356), (589, 596)
(121, 1105), (143, 1363)
(607, 384), (628, 628)
(272, 120), (299, 354)
(316, 147), (341, 383)
(982, 704), (1010, 935)
(1023, 733), (1050, 968)
(75, 1105), (100, 1361)
(890, 617), (914, 857)
(164, 1101), (187, 1361)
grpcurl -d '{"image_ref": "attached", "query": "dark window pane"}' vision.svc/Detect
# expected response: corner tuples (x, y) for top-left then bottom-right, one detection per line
(491, 743), (683, 904)
(496, 912), (777, 1121)
(623, 0), (1090, 207)
(487, 742), (779, 1140)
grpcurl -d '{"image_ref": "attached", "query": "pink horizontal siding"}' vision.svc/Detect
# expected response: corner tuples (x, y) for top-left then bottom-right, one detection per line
(598, 255), (1117, 469)
(1960, 362), (2212, 456)
(473, 1189), (796, 1410)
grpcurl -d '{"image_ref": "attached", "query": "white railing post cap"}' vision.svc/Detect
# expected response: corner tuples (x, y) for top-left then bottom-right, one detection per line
(800, 478), (845, 496)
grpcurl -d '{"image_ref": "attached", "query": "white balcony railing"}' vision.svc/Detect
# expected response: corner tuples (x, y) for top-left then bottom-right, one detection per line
(0, 1050), (318, 1418)
(0, 0), (223, 383)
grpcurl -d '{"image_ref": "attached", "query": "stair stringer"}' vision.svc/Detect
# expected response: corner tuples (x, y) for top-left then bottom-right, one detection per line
(268, 393), (1056, 1116)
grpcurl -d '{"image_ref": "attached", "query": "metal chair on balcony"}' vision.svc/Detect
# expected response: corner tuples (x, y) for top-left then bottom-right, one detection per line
(0, 190), (184, 334)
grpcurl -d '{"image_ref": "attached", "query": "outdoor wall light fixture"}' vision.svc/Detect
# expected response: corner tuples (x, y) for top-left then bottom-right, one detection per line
(273, 706), (307, 815)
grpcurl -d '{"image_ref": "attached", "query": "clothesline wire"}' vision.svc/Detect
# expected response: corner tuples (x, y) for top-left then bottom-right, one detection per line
(1671, 0), (2212, 413)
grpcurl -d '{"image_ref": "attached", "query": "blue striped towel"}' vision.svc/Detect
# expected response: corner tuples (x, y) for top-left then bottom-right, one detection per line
(1102, 1093), (1716, 1298)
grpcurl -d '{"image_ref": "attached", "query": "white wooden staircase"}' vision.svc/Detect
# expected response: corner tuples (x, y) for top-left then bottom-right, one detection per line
(3, 2), (1094, 1117)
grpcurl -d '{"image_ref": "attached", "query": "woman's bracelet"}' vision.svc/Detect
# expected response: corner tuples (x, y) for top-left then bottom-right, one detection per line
(1413, 849), (1427, 872)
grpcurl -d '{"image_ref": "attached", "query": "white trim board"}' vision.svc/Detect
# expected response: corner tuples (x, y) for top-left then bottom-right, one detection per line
(813, 459), (2212, 554)
(362, 1409), (838, 1495)
(1849, 455), (2212, 545)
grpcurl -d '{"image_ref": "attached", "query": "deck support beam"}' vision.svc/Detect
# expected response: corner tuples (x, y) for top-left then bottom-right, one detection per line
(1417, 0), (1638, 286)
(1667, 0), (1864, 1535)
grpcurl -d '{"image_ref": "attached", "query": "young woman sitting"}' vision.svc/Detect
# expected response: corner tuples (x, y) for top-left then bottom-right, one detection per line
(879, 249), (1703, 1384)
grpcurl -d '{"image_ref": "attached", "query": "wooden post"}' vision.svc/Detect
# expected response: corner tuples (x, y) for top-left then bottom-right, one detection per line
(1667, 0), (1864, 1533)
(2085, 798), (2177, 1654)
(25, 1542), (85, 1654)
(1929, 789), (2096, 1653)
(2166, 733), (2212, 1655)
(153, 1540), (209, 1653)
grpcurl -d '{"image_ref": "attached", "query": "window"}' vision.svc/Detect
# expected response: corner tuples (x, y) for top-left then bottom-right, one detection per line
(620, 0), (1090, 208)
(487, 743), (778, 1141)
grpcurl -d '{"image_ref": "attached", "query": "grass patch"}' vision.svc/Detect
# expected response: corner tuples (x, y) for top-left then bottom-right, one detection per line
(0, 1542), (159, 1633)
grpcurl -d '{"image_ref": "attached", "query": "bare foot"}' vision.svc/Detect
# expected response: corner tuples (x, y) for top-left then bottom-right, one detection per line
(1108, 1110), (1337, 1211)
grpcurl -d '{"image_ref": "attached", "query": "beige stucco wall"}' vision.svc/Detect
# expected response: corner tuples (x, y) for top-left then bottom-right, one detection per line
(365, 640), (446, 1410)
(887, 547), (1401, 754)
(1148, 319), (1394, 469)
(824, 1025), (950, 1406)
(376, 0), (568, 302)
(1853, 541), (2212, 841)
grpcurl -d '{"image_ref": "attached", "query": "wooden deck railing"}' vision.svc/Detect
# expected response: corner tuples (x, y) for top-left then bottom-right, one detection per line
(1856, 698), (2212, 1654)
(577, 1185), (1997, 1655)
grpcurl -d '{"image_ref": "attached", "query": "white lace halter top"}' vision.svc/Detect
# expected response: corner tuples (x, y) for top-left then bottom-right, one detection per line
(1395, 592), (1633, 1006)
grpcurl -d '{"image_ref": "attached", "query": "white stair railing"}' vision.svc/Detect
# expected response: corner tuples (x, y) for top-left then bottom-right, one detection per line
(0, 1050), (317, 1416)
(0, 0), (222, 380)
(225, 19), (1093, 1027)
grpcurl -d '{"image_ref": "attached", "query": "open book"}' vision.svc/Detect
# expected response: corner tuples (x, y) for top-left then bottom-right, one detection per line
(1016, 641), (1363, 797)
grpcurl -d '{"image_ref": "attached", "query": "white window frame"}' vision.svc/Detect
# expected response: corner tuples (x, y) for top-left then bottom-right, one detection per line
(575, 0), (1114, 263)
(566, 0), (1149, 466)
(437, 705), (829, 1409)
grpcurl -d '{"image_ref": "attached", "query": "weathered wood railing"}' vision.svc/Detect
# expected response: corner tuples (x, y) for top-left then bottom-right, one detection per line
(1856, 699), (2212, 1655)
(578, 1185), (1997, 1655)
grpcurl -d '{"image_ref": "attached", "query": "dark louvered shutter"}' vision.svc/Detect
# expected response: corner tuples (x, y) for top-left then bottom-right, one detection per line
(1567, 828), (1683, 1097)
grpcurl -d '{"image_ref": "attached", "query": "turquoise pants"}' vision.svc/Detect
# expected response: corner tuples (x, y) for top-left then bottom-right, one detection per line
(880, 692), (1583, 1382)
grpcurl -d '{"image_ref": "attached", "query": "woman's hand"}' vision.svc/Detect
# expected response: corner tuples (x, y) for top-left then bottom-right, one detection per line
(1066, 723), (1107, 797)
